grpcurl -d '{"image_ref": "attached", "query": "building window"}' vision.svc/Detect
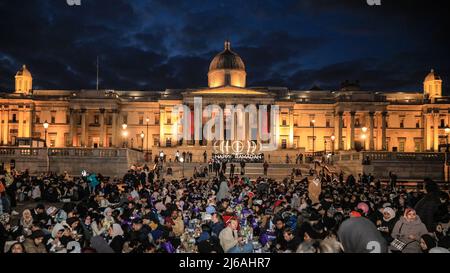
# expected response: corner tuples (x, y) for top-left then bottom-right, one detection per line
(414, 139), (422, 152)
(281, 139), (287, 149)
(51, 112), (56, 124)
(326, 118), (331, 128)
(416, 119), (420, 128)
(282, 116), (287, 126)
(107, 115), (112, 125)
(123, 115), (127, 125)
(109, 136), (112, 147)
(153, 136), (160, 147)
(355, 118), (360, 127)
(35, 114), (40, 124)
(400, 119), (404, 128)
(139, 116), (144, 125)
(64, 133), (71, 147)
(94, 115), (99, 125)
(441, 119), (445, 128)
(166, 112), (172, 125)
(66, 114), (70, 124)
(166, 138), (171, 147)
(12, 114), (17, 122)
(293, 115), (298, 127)
(398, 138), (406, 152)
(308, 136), (314, 151)
(155, 114), (160, 125)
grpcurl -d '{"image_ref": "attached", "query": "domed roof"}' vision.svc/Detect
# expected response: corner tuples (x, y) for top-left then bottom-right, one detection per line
(16, 65), (32, 77)
(209, 41), (245, 71)
(424, 69), (441, 82)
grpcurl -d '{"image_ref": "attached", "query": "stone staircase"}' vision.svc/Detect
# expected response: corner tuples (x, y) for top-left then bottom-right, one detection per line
(161, 162), (314, 180)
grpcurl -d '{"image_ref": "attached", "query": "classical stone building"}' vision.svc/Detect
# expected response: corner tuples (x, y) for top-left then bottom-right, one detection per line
(1, 41), (448, 155)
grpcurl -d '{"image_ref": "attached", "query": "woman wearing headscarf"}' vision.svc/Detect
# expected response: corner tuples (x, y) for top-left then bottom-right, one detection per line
(216, 180), (230, 202)
(376, 207), (397, 243)
(19, 209), (34, 236)
(47, 223), (66, 253)
(390, 208), (429, 253)
(107, 223), (125, 253)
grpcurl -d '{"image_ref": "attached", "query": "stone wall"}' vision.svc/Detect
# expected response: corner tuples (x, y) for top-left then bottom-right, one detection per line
(0, 148), (144, 177)
(333, 151), (445, 181)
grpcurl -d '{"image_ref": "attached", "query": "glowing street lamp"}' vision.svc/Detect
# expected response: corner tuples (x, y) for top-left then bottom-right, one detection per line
(43, 120), (49, 147)
(331, 135), (336, 155)
(140, 131), (145, 151)
(122, 130), (128, 148)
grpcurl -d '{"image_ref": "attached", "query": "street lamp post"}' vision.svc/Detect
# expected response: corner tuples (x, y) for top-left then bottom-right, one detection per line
(146, 117), (150, 152)
(311, 119), (316, 169)
(361, 127), (368, 151)
(180, 157), (185, 177)
(331, 135), (336, 155)
(445, 127), (450, 152)
(43, 121), (50, 173)
(445, 127), (450, 184)
(122, 123), (128, 148)
(43, 120), (49, 147)
(324, 140), (327, 155)
(140, 131), (145, 152)
(311, 119), (316, 155)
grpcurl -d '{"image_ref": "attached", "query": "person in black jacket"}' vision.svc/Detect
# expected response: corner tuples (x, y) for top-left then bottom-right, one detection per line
(108, 223), (125, 253)
(281, 228), (301, 252)
(414, 179), (441, 232)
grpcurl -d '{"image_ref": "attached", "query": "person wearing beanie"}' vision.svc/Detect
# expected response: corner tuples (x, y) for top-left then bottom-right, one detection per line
(337, 217), (387, 253)
(419, 234), (437, 253)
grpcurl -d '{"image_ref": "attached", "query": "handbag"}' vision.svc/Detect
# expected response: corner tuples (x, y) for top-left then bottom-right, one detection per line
(390, 223), (414, 252)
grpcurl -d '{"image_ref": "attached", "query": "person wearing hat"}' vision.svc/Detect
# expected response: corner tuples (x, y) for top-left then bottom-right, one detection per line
(23, 230), (47, 253)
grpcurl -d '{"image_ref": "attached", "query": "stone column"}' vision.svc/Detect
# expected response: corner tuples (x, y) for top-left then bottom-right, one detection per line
(112, 110), (118, 147)
(100, 108), (105, 147)
(289, 108), (294, 148)
(433, 112), (439, 151)
(0, 109), (3, 145)
(424, 113), (431, 151)
(382, 111), (387, 151)
(18, 107), (24, 137)
(350, 111), (356, 150)
(3, 109), (9, 145)
(369, 112), (375, 150)
(160, 109), (165, 147)
(68, 109), (75, 147)
(81, 109), (87, 147)
(337, 112), (343, 150)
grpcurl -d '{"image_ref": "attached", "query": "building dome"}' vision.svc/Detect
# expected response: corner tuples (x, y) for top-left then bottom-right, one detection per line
(208, 41), (246, 88)
(424, 69), (441, 82)
(209, 41), (245, 71)
(16, 64), (32, 77)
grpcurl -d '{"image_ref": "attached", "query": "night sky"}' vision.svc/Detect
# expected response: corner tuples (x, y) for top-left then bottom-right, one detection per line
(0, 0), (449, 93)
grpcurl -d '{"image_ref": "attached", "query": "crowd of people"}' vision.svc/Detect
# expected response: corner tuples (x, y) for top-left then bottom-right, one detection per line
(0, 160), (449, 254)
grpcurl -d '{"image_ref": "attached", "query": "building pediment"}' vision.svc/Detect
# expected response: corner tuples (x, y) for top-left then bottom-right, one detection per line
(187, 86), (270, 96)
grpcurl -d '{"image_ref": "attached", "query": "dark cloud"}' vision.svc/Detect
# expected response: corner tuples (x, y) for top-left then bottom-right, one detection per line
(0, 0), (449, 94)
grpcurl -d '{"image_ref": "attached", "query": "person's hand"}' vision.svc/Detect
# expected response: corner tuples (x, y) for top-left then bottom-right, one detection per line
(408, 235), (416, 240)
(237, 237), (244, 243)
(376, 220), (381, 226)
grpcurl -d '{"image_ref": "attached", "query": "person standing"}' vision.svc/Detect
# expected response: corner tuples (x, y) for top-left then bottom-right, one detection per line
(263, 161), (269, 176)
(203, 151), (208, 163)
(229, 163), (235, 178)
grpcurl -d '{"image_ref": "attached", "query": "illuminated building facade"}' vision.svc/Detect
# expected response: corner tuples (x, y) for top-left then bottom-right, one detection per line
(0, 41), (448, 155)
